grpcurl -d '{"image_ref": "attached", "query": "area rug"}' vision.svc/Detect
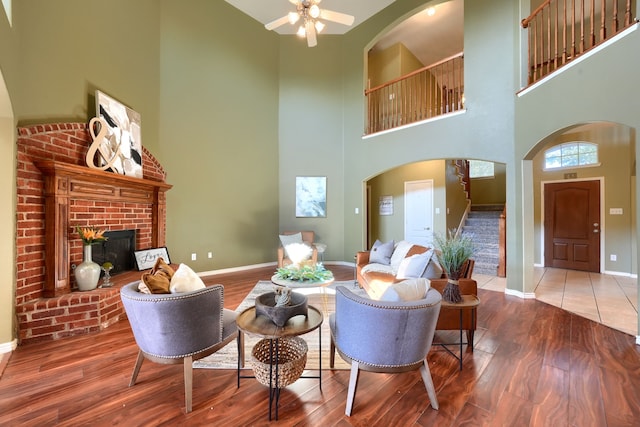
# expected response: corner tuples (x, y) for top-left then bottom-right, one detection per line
(193, 280), (364, 371)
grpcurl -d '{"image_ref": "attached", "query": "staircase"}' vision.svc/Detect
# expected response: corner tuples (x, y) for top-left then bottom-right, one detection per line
(461, 205), (503, 276)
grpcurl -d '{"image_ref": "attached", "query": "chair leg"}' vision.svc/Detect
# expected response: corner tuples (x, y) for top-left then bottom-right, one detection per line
(329, 339), (335, 368)
(129, 350), (145, 387)
(419, 360), (439, 410)
(345, 360), (360, 416)
(184, 356), (193, 413)
(237, 332), (245, 368)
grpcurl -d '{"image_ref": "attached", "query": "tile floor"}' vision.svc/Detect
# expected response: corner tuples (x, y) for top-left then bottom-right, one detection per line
(473, 267), (639, 337)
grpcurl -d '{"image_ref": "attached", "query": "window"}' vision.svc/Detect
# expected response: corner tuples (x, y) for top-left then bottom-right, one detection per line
(544, 142), (598, 170)
(469, 160), (494, 178)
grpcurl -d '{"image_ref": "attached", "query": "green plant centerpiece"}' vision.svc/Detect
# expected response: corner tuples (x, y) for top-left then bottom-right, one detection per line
(434, 229), (475, 303)
(275, 261), (334, 283)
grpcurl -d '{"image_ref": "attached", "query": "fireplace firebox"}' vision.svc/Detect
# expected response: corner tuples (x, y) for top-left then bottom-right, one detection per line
(91, 230), (137, 276)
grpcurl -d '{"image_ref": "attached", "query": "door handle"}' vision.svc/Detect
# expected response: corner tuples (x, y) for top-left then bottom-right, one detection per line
(593, 229), (599, 233)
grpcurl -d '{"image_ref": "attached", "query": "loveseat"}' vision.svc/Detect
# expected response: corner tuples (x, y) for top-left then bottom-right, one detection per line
(356, 240), (477, 343)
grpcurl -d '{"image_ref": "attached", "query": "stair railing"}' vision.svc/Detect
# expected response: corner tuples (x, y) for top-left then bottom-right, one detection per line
(365, 52), (464, 135)
(521, 0), (636, 85)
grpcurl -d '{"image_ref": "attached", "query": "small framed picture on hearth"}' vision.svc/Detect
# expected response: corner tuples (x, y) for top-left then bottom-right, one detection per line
(134, 247), (171, 271)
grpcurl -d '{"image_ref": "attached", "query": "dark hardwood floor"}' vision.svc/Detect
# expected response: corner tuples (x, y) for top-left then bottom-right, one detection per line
(1, 265), (640, 426)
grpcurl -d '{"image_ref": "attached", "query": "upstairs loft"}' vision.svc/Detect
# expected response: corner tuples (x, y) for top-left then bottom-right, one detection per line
(365, 0), (637, 136)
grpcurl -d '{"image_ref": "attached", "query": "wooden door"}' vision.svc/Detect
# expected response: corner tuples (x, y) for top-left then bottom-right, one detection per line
(544, 180), (600, 272)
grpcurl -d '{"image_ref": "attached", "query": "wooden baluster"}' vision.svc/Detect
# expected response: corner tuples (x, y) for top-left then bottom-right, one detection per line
(589, 0), (595, 48)
(613, 0), (619, 33)
(600, 0), (606, 41)
(571, 0), (576, 57)
(546, 5), (551, 75)
(625, 0), (632, 26)
(562, 0), (567, 63)
(553, 1), (560, 70)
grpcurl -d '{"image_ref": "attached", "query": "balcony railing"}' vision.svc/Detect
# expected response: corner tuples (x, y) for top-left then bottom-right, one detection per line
(365, 53), (464, 135)
(522, 0), (636, 85)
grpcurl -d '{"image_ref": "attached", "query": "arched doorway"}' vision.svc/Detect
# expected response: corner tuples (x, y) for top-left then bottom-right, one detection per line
(0, 68), (16, 350)
(525, 121), (638, 336)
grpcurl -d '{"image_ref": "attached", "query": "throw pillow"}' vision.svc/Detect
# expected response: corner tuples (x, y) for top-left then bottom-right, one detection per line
(379, 278), (430, 302)
(369, 239), (395, 265)
(389, 240), (414, 272)
(279, 233), (303, 258)
(396, 250), (433, 279)
(170, 263), (206, 293)
(422, 256), (444, 279)
(139, 257), (174, 294)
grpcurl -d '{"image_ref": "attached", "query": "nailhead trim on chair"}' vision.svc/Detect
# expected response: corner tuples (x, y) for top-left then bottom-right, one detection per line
(121, 283), (227, 359)
(340, 286), (440, 310)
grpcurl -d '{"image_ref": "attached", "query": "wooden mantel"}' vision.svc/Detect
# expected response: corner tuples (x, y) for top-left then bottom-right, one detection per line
(34, 160), (172, 297)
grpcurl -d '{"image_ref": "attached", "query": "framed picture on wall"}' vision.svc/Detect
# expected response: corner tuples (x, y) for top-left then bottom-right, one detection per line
(379, 195), (393, 215)
(296, 176), (327, 217)
(95, 90), (143, 178)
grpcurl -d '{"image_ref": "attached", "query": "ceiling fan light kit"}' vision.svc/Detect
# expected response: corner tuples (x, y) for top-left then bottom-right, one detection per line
(265, 0), (355, 47)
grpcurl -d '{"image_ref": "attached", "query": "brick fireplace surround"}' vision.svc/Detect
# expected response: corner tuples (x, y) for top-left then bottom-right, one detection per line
(16, 123), (171, 344)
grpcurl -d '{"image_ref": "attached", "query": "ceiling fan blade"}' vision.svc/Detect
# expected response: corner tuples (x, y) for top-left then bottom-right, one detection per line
(305, 19), (317, 47)
(319, 9), (355, 26)
(265, 15), (290, 31)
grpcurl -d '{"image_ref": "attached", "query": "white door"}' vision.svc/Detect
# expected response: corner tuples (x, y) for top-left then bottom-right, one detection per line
(404, 180), (434, 246)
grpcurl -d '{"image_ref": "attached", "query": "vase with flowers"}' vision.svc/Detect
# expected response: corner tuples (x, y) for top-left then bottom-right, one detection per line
(74, 226), (108, 291)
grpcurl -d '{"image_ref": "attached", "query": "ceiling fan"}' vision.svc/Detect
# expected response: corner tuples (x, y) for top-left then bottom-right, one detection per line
(265, 0), (355, 47)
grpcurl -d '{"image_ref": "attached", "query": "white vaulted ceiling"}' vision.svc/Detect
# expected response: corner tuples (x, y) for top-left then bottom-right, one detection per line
(226, 0), (463, 68)
(225, 0), (396, 35)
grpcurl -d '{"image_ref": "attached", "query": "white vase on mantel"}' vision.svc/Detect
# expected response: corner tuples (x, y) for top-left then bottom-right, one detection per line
(75, 244), (101, 291)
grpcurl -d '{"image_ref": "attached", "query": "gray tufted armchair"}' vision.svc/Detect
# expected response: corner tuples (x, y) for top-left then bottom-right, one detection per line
(120, 282), (241, 413)
(329, 285), (442, 416)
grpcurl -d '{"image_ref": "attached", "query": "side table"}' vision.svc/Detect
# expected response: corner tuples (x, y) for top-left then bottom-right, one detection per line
(236, 305), (323, 421)
(436, 295), (480, 371)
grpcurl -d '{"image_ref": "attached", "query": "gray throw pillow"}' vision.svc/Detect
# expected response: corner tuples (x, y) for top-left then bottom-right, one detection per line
(396, 250), (432, 279)
(369, 239), (395, 265)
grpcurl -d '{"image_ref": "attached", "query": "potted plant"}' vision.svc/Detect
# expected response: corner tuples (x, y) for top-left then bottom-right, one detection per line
(434, 229), (475, 303)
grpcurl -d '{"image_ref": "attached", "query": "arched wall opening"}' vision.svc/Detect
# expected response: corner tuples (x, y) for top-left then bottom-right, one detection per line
(0, 67), (16, 351)
(363, 158), (507, 277)
(523, 120), (638, 336)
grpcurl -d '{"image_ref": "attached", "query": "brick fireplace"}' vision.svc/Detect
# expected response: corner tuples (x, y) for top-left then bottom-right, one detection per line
(15, 123), (172, 344)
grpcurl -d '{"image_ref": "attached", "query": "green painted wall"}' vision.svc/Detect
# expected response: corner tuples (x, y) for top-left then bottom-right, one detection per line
(277, 36), (346, 261)
(368, 42), (424, 87)
(471, 163), (506, 205)
(0, 3), (17, 349)
(158, 0), (280, 271)
(445, 161), (468, 230)
(0, 81), (15, 349)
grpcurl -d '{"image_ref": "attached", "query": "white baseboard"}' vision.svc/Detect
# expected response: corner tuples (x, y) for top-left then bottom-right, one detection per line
(504, 288), (536, 299)
(0, 339), (17, 354)
(197, 260), (355, 277)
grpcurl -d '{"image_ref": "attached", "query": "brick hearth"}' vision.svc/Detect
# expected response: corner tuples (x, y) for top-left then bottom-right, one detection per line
(16, 123), (171, 344)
